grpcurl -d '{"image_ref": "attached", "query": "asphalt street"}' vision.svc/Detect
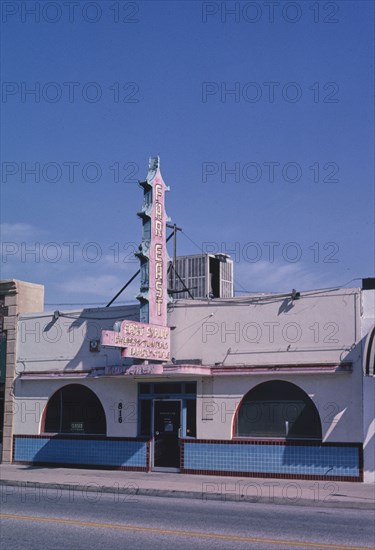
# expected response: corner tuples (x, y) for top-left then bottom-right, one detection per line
(1, 487), (374, 550)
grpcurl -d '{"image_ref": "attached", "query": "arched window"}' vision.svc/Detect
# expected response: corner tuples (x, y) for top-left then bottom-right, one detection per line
(235, 380), (322, 440)
(43, 384), (106, 435)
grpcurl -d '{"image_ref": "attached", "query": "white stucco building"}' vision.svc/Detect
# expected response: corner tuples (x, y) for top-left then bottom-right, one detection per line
(3, 158), (374, 482)
(7, 281), (375, 483)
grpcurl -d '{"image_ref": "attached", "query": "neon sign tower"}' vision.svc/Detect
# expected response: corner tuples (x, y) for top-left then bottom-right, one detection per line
(136, 156), (170, 326)
(101, 157), (171, 362)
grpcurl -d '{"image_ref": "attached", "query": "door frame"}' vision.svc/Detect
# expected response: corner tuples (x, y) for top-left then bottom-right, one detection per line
(152, 398), (182, 472)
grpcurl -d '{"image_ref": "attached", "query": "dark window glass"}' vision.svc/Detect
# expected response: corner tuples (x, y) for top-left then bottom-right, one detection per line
(140, 260), (149, 292)
(140, 400), (151, 436)
(44, 384), (106, 435)
(236, 380), (322, 440)
(139, 383), (151, 394)
(144, 190), (152, 207)
(185, 382), (197, 395)
(154, 383), (182, 394)
(139, 300), (149, 324)
(143, 218), (151, 240)
(186, 400), (196, 437)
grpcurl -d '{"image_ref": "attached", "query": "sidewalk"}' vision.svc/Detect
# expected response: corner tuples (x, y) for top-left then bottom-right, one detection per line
(1, 464), (374, 510)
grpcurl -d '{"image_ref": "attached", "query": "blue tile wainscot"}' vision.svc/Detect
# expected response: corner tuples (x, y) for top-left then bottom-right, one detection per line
(180, 439), (363, 482)
(13, 435), (151, 471)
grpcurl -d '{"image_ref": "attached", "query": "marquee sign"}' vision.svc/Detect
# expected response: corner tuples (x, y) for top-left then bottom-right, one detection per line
(105, 364), (164, 376)
(101, 320), (171, 361)
(101, 157), (171, 363)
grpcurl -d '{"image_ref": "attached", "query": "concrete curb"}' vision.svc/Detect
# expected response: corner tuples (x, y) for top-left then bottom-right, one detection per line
(1, 479), (373, 510)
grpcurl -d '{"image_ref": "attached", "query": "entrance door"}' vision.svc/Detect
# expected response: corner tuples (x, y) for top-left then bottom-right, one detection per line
(153, 400), (181, 469)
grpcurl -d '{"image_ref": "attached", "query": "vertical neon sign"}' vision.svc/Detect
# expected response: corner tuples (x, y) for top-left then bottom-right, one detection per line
(136, 156), (170, 326)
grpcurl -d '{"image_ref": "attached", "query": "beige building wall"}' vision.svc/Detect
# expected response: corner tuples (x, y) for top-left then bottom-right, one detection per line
(1, 280), (44, 463)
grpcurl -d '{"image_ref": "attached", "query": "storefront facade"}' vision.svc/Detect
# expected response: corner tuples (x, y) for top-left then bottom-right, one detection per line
(3, 158), (375, 482)
(9, 284), (375, 482)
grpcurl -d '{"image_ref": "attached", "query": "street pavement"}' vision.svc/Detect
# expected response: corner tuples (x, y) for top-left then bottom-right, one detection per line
(1, 463), (374, 509)
(1, 488), (375, 550)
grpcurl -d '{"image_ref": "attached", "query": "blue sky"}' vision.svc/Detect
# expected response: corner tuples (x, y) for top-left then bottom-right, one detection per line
(1, 0), (374, 307)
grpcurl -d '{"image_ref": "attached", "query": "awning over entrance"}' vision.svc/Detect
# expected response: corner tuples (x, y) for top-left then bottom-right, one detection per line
(18, 361), (352, 380)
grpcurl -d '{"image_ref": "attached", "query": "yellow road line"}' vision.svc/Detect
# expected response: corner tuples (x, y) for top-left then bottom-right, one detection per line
(0, 513), (372, 550)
